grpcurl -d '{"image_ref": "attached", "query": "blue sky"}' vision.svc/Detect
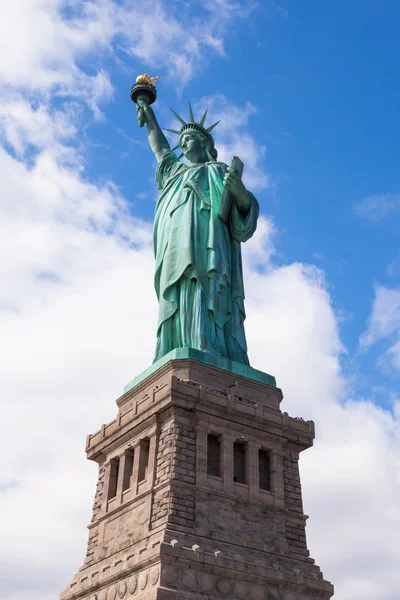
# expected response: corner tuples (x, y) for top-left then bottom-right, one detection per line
(1, 2), (400, 600)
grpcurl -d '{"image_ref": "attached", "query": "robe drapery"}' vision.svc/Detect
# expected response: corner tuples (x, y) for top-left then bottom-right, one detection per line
(153, 150), (259, 365)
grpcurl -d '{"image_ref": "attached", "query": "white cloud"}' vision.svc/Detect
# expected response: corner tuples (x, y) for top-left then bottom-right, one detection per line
(0, 96), (80, 159)
(0, 0), (113, 105)
(361, 285), (400, 347)
(242, 215), (277, 269)
(0, 142), (157, 600)
(354, 193), (400, 223)
(246, 261), (344, 413)
(360, 285), (400, 371)
(301, 397), (400, 600)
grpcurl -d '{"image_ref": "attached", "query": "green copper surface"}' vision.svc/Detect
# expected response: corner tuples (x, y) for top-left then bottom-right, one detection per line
(153, 150), (258, 365)
(123, 348), (276, 394)
(135, 98), (260, 367)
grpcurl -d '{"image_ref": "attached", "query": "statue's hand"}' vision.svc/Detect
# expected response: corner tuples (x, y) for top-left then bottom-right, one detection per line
(224, 167), (248, 201)
(223, 167), (250, 214)
(136, 100), (149, 128)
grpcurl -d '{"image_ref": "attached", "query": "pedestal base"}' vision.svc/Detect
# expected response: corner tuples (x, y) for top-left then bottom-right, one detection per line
(61, 356), (333, 600)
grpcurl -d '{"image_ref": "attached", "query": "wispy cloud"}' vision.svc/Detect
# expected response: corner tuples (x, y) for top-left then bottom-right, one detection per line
(360, 285), (400, 348)
(0, 0), (256, 126)
(354, 193), (400, 223)
(99, 0), (256, 86)
(360, 284), (400, 372)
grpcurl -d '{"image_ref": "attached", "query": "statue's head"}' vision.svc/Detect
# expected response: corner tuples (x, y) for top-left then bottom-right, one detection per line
(180, 130), (218, 163)
(166, 104), (219, 164)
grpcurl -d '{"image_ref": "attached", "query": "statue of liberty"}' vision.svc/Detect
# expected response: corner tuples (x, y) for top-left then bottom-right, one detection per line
(133, 77), (259, 366)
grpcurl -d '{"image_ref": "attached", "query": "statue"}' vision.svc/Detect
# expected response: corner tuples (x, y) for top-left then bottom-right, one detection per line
(131, 76), (259, 366)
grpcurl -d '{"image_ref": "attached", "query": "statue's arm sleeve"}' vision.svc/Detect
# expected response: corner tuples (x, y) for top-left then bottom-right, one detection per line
(155, 150), (185, 190)
(229, 191), (259, 242)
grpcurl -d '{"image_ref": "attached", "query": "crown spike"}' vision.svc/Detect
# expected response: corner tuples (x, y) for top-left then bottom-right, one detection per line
(199, 108), (208, 127)
(170, 109), (187, 127)
(206, 120), (220, 134)
(171, 144), (181, 152)
(177, 153), (184, 160)
(164, 128), (181, 135)
(188, 103), (195, 122)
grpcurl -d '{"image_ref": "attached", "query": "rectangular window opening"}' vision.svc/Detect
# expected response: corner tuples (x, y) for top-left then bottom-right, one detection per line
(259, 449), (271, 491)
(233, 442), (246, 484)
(107, 458), (120, 500)
(122, 449), (134, 491)
(207, 434), (221, 477)
(138, 438), (150, 482)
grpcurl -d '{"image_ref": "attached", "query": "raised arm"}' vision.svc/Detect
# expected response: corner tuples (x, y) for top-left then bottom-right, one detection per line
(136, 99), (170, 162)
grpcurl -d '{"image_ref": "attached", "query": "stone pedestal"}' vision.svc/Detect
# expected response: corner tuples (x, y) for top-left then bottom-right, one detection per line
(61, 355), (334, 600)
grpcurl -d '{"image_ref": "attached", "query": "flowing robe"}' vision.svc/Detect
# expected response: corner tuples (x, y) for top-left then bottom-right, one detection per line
(153, 150), (258, 365)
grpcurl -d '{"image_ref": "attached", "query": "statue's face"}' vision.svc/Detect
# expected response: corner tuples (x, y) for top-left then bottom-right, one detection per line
(180, 131), (207, 163)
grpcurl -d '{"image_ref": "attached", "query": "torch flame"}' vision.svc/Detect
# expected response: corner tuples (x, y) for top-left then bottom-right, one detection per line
(136, 74), (159, 86)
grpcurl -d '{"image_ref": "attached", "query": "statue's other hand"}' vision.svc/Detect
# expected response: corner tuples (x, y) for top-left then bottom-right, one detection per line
(223, 167), (245, 197)
(223, 167), (250, 213)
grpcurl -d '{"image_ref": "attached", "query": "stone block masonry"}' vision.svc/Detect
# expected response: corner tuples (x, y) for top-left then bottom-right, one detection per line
(61, 357), (333, 600)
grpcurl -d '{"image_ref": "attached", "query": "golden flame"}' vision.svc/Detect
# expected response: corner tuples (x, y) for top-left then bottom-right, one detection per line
(136, 74), (159, 86)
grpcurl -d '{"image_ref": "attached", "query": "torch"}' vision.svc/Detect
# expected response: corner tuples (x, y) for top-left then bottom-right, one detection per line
(130, 74), (159, 127)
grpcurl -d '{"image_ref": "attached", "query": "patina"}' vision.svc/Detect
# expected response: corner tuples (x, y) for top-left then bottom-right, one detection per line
(134, 78), (259, 366)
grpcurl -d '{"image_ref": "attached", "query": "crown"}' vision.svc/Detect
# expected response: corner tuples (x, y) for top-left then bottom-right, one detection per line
(165, 104), (220, 157)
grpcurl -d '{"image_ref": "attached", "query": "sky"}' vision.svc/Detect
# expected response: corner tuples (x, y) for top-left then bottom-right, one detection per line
(1, 1), (400, 599)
